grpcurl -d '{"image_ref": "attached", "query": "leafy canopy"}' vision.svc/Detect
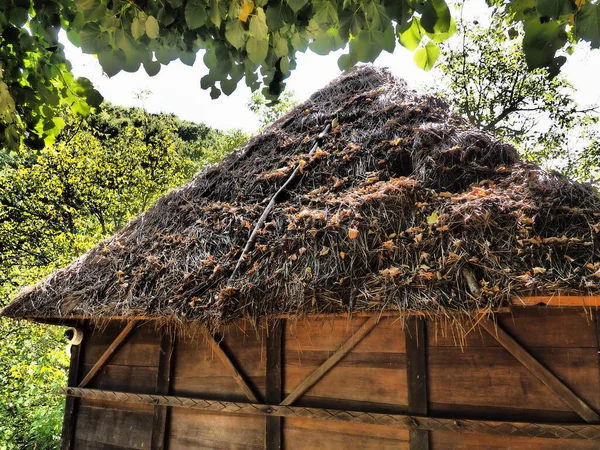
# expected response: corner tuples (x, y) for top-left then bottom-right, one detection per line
(435, 9), (599, 181)
(1, 0), (599, 151)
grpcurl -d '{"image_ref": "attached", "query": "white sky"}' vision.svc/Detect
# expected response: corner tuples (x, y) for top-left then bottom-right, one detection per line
(61, 1), (600, 133)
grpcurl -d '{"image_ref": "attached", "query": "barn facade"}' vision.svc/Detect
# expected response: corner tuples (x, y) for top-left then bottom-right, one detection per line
(3, 66), (600, 449)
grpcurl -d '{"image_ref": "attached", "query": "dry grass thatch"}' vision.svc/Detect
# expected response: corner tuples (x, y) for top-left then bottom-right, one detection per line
(3, 65), (600, 328)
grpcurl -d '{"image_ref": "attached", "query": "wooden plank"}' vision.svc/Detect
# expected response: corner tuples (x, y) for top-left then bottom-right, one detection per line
(62, 387), (600, 441)
(280, 315), (380, 406)
(151, 331), (174, 450)
(428, 346), (598, 416)
(74, 404), (153, 450)
(430, 429), (600, 450)
(405, 317), (429, 450)
(168, 407), (265, 450)
(79, 320), (138, 388)
(513, 296), (600, 307)
(83, 322), (159, 367)
(481, 318), (600, 423)
(265, 320), (283, 450)
(284, 417), (410, 450)
(80, 364), (158, 393)
(203, 327), (261, 403)
(61, 339), (82, 450)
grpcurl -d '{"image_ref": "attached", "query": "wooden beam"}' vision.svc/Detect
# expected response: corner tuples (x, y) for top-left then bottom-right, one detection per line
(405, 317), (429, 450)
(512, 296), (600, 307)
(78, 320), (138, 388)
(151, 331), (174, 450)
(481, 318), (600, 423)
(61, 387), (600, 441)
(265, 320), (284, 450)
(203, 327), (260, 403)
(280, 315), (379, 406)
(61, 338), (83, 450)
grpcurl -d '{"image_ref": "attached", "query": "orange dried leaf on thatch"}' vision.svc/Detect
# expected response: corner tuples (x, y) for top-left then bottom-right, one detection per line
(339, 251), (346, 259)
(348, 228), (359, 239)
(379, 266), (403, 278)
(382, 240), (397, 252)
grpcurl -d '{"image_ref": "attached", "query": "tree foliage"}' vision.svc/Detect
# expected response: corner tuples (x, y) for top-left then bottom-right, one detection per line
(248, 90), (298, 127)
(0, 104), (246, 449)
(2, 0), (599, 151)
(436, 8), (599, 181)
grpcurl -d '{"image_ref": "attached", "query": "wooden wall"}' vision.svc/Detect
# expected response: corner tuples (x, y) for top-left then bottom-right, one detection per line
(63, 308), (600, 449)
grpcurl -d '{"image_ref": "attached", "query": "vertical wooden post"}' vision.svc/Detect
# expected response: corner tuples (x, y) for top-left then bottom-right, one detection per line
(151, 330), (175, 450)
(265, 319), (284, 450)
(61, 331), (83, 450)
(405, 317), (429, 450)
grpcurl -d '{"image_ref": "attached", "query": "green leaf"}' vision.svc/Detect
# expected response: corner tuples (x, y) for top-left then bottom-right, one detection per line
(209, 0), (226, 27)
(266, 3), (293, 31)
(414, 41), (440, 71)
(143, 60), (161, 76)
(79, 23), (108, 54)
(426, 17), (456, 43)
(210, 86), (222, 99)
(131, 17), (145, 40)
(221, 78), (237, 95)
(398, 19), (423, 51)
(523, 19), (567, 70)
(426, 212), (439, 225)
(413, 0), (452, 34)
(155, 46), (180, 64)
(273, 33), (288, 57)
(337, 52), (358, 71)
(180, 52), (197, 66)
(286, 0), (308, 13)
(250, 7), (268, 40)
(246, 37), (269, 63)
(310, 28), (344, 55)
(8, 8), (28, 27)
(145, 16), (160, 39)
(185, 0), (208, 30)
(226, 20), (247, 49)
(575, 3), (600, 48)
(98, 50), (125, 77)
(536, 0), (573, 20)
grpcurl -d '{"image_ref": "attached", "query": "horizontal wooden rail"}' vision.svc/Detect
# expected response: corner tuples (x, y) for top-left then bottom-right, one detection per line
(61, 387), (600, 441)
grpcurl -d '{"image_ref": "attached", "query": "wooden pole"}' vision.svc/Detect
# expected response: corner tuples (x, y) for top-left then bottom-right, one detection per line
(151, 331), (174, 450)
(265, 320), (284, 450)
(61, 338), (83, 450)
(405, 317), (430, 450)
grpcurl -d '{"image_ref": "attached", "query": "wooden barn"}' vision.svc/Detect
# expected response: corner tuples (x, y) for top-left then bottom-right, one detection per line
(4, 66), (600, 449)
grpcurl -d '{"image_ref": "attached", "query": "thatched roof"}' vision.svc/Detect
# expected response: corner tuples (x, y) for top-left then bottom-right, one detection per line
(3, 66), (600, 327)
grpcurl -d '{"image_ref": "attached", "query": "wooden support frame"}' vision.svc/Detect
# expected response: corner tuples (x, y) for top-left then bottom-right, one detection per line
(203, 327), (260, 403)
(79, 320), (138, 388)
(265, 320), (284, 450)
(405, 317), (429, 450)
(481, 318), (600, 423)
(280, 315), (380, 406)
(151, 331), (174, 450)
(61, 340), (83, 450)
(61, 387), (600, 441)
